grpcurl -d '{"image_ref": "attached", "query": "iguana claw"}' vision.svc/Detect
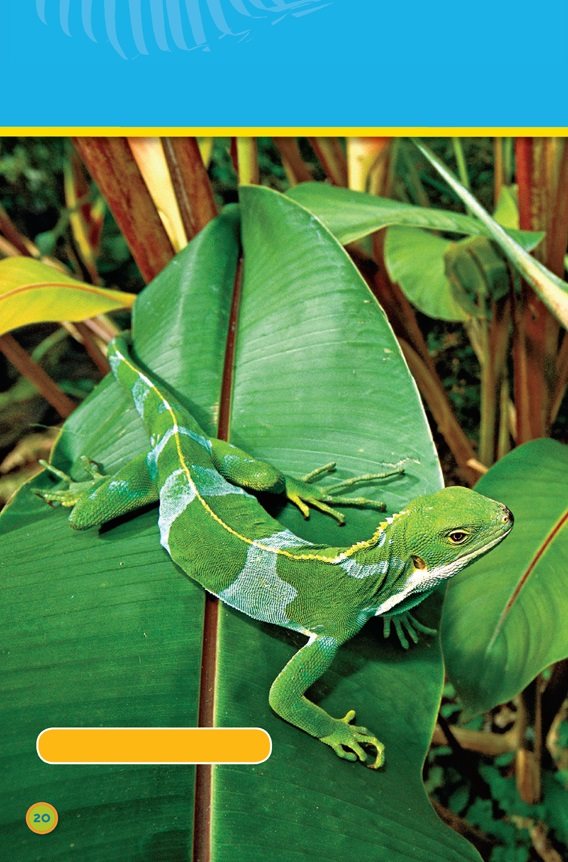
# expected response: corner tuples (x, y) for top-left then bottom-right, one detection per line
(320, 709), (385, 769)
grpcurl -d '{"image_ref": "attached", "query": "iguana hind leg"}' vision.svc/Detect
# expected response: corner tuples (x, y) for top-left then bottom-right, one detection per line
(212, 438), (406, 525)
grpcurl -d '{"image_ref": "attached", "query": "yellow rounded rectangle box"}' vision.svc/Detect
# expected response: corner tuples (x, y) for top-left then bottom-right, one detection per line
(37, 727), (272, 765)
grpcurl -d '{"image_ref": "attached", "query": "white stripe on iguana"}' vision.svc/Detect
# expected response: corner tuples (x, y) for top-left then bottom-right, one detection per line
(158, 468), (196, 552)
(132, 378), (151, 415)
(339, 557), (389, 580)
(190, 465), (248, 497)
(219, 530), (313, 625)
(148, 425), (212, 475)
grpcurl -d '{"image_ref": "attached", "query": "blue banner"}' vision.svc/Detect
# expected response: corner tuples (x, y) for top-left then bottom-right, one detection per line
(3, 1), (568, 127)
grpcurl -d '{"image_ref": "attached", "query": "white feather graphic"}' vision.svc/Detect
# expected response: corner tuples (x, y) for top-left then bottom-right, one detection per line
(35, 0), (329, 58)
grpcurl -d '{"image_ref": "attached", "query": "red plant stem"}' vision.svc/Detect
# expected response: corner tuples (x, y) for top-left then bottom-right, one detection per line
(308, 138), (348, 186)
(551, 333), (568, 423)
(513, 138), (559, 443)
(369, 234), (477, 484)
(273, 138), (314, 185)
(192, 261), (243, 862)
(400, 339), (478, 485)
(162, 138), (218, 240)
(0, 205), (35, 256)
(0, 333), (76, 418)
(73, 322), (110, 375)
(73, 137), (175, 283)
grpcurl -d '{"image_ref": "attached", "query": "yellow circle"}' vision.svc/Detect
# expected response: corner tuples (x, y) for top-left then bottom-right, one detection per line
(25, 802), (59, 835)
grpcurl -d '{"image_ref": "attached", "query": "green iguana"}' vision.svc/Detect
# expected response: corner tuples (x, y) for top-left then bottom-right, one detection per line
(36, 334), (514, 768)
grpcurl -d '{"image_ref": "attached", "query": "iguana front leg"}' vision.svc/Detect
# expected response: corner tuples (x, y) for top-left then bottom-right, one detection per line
(269, 635), (385, 769)
(34, 453), (159, 529)
(382, 613), (437, 649)
(380, 589), (438, 649)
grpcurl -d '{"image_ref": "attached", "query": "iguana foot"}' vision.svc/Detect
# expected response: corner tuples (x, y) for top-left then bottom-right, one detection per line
(382, 612), (437, 649)
(33, 456), (104, 508)
(319, 709), (385, 769)
(286, 475), (347, 524)
(285, 460), (407, 524)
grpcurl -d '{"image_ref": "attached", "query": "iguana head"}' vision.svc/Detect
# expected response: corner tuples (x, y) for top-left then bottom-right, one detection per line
(391, 486), (513, 589)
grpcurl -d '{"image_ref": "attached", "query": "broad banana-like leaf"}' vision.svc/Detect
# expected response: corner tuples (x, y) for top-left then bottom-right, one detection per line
(385, 227), (468, 321)
(0, 191), (479, 861)
(287, 182), (542, 251)
(0, 257), (135, 336)
(442, 439), (568, 715)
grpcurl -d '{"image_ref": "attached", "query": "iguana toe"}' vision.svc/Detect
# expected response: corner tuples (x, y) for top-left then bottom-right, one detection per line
(320, 708), (385, 769)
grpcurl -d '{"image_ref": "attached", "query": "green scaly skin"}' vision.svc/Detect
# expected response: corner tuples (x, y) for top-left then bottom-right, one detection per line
(35, 335), (514, 768)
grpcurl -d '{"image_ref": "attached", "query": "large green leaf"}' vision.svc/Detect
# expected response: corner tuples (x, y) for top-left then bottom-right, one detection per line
(384, 227), (467, 322)
(1, 189), (479, 861)
(384, 188), (525, 323)
(442, 439), (568, 715)
(414, 141), (568, 330)
(287, 182), (543, 251)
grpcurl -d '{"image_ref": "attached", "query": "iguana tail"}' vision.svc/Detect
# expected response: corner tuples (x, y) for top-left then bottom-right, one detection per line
(107, 333), (215, 473)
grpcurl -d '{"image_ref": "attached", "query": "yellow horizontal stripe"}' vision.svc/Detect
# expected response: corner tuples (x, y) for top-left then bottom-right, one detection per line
(37, 727), (271, 764)
(1, 127), (568, 137)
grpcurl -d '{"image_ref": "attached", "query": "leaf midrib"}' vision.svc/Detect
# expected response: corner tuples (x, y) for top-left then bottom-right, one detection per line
(192, 257), (243, 862)
(487, 508), (567, 650)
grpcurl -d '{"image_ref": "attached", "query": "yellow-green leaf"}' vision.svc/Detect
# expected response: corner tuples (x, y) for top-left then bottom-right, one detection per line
(0, 257), (135, 336)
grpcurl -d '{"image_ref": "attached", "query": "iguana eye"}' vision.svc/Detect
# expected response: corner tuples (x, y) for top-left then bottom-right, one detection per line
(448, 530), (468, 544)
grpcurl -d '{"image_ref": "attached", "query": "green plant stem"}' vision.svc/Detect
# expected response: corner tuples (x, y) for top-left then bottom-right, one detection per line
(401, 141), (431, 207)
(235, 138), (259, 186)
(451, 138), (470, 190)
(479, 299), (511, 466)
(0, 333), (76, 418)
